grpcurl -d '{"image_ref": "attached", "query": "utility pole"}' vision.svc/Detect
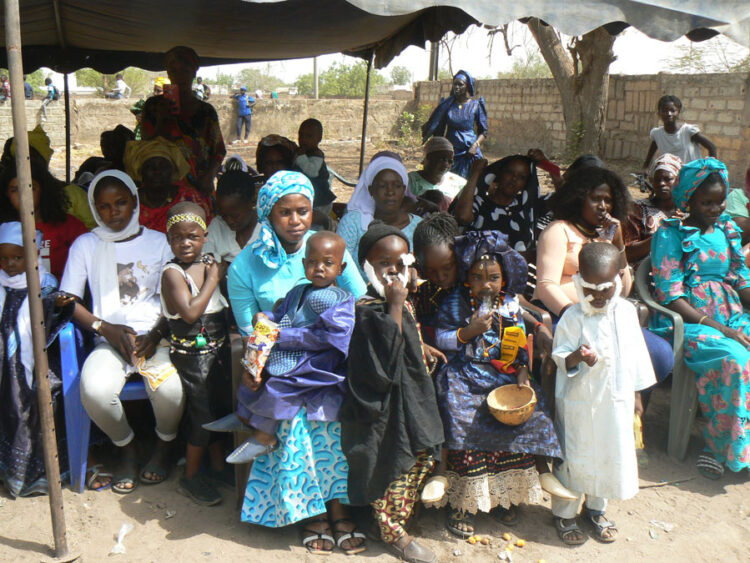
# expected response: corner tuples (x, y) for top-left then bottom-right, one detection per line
(313, 56), (319, 99)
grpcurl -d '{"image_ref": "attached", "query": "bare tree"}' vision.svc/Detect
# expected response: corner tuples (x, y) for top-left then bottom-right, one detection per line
(527, 18), (617, 157)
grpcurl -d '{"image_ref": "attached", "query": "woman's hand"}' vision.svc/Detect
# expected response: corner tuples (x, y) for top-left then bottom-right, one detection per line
(469, 157), (487, 179)
(134, 330), (161, 360)
(595, 212), (622, 247)
(516, 365), (530, 388)
(534, 323), (554, 357)
(462, 309), (493, 340)
(468, 141), (480, 156)
(99, 322), (137, 363)
(721, 326), (750, 349)
(54, 293), (75, 309)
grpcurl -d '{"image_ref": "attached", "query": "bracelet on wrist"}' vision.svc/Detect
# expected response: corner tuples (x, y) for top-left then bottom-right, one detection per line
(457, 327), (470, 344)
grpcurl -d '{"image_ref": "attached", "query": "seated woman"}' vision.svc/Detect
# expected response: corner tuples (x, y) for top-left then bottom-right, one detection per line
(228, 171), (366, 552)
(650, 158), (750, 480)
(124, 136), (211, 233)
(204, 170), (261, 265)
(452, 150), (560, 257)
(0, 222), (74, 497)
(421, 70), (488, 178)
(408, 136), (466, 209)
(337, 152), (421, 276)
(533, 166), (674, 415)
(61, 170), (184, 493)
(0, 158), (88, 280)
(623, 154), (683, 265)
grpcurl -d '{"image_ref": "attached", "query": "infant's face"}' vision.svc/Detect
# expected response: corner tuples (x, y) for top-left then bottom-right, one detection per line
(579, 264), (618, 309)
(303, 237), (345, 288)
(0, 243), (25, 277)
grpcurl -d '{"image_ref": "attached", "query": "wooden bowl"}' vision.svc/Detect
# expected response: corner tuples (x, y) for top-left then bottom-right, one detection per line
(487, 384), (537, 426)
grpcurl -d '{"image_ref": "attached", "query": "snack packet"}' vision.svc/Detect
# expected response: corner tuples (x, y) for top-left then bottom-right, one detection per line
(242, 317), (280, 383)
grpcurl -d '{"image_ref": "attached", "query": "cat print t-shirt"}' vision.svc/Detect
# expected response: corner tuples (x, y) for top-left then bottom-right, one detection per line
(60, 228), (173, 334)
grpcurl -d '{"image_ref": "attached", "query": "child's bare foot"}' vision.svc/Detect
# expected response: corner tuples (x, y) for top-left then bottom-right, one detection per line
(254, 429), (278, 446)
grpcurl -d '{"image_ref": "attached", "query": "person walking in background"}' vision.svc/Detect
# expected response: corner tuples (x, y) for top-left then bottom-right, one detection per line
(234, 86), (255, 144)
(23, 75), (33, 100)
(0, 75), (11, 104)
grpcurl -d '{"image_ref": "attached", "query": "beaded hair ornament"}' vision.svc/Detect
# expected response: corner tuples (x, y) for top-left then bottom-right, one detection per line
(166, 213), (207, 232)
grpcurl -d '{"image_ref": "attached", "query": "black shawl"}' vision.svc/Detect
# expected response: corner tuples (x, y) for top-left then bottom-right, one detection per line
(339, 293), (444, 505)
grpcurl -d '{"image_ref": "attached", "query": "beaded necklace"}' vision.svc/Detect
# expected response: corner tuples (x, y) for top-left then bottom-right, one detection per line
(469, 292), (502, 358)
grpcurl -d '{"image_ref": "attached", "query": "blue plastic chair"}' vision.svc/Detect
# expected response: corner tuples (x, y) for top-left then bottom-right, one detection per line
(59, 323), (148, 492)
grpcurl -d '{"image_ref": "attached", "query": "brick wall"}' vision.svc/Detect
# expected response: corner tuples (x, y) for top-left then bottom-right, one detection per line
(415, 72), (750, 184)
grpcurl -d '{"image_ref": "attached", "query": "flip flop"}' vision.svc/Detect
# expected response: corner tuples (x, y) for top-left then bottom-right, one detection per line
(85, 464), (112, 491)
(140, 460), (169, 485)
(555, 517), (586, 545)
(112, 472), (139, 495)
(696, 453), (724, 480)
(300, 518), (334, 556)
(331, 518), (366, 555)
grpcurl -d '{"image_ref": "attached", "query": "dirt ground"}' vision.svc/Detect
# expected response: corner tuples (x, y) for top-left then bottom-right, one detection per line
(8, 141), (743, 562)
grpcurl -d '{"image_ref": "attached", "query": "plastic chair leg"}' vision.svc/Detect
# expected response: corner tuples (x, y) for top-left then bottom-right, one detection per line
(667, 356), (698, 461)
(60, 324), (90, 493)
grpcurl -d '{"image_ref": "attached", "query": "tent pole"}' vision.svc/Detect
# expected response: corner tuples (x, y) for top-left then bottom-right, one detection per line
(429, 41), (439, 80)
(313, 57), (318, 99)
(64, 73), (70, 183)
(3, 0), (69, 558)
(358, 50), (374, 176)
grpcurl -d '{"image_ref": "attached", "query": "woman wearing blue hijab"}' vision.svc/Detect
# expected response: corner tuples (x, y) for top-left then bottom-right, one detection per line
(422, 70), (489, 179)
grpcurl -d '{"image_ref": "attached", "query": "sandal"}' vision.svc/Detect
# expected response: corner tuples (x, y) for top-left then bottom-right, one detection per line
(388, 536), (437, 563)
(331, 518), (366, 555)
(85, 464), (112, 491)
(583, 509), (617, 543)
(492, 504), (520, 527)
(300, 517), (334, 555)
(555, 517), (586, 546)
(112, 472), (138, 495)
(696, 453), (724, 480)
(140, 460), (169, 485)
(177, 473), (222, 506)
(446, 509), (474, 539)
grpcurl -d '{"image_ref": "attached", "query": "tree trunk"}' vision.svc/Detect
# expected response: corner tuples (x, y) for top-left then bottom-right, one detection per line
(528, 19), (616, 159)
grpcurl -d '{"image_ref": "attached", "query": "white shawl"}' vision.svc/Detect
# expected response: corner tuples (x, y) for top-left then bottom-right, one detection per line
(346, 155), (414, 230)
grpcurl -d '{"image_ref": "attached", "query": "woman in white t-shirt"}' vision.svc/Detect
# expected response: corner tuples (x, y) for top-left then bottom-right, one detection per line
(61, 170), (184, 494)
(643, 94), (716, 170)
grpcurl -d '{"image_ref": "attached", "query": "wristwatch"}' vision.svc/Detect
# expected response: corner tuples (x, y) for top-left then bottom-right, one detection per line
(91, 319), (103, 334)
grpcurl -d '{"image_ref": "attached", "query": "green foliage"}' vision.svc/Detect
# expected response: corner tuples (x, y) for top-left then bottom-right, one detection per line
(296, 61), (388, 98)
(236, 68), (285, 92)
(390, 65), (412, 86)
(437, 69), (452, 80)
(75, 68), (103, 88)
(396, 104), (434, 148)
(498, 51), (552, 79)
(26, 69), (46, 89)
(669, 40), (750, 73)
(120, 67), (153, 96)
(214, 71), (235, 89)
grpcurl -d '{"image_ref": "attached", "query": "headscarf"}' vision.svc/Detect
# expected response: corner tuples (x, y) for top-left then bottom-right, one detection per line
(453, 70), (475, 96)
(165, 46), (199, 72)
(251, 170), (314, 269)
(153, 76), (170, 89)
(256, 135), (297, 172)
(454, 230), (528, 295)
(423, 136), (454, 156)
(0, 221), (55, 387)
(346, 153), (414, 230)
(672, 157), (729, 212)
(123, 137), (191, 183)
(648, 153), (682, 182)
(87, 170), (142, 323)
(10, 124), (53, 163)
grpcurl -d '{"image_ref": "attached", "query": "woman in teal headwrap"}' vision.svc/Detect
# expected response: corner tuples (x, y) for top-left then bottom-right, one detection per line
(421, 70), (488, 179)
(227, 171), (367, 553)
(650, 157), (750, 480)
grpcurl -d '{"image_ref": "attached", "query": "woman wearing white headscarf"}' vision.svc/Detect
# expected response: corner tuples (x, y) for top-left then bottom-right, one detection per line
(337, 152), (422, 276)
(60, 170), (184, 493)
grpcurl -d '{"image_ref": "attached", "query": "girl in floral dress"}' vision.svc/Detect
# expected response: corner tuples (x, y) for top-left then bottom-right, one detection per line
(651, 157), (750, 479)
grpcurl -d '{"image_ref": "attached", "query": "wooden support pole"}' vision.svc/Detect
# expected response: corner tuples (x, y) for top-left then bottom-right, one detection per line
(64, 73), (70, 184)
(3, 0), (69, 558)
(358, 50), (374, 176)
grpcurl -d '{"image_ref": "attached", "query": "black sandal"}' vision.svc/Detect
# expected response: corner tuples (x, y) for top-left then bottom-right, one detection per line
(555, 517), (586, 545)
(583, 509), (617, 543)
(331, 518), (366, 555)
(446, 509), (475, 538)
(300, 517), (334, 556)
(492, 504), (520, 527)
(696, 453), (724, 480)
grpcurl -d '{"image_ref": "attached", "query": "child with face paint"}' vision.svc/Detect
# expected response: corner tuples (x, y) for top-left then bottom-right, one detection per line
(340, 221), (444, 563)
(432, 230), (562, 538)
(551, 242), (655, 545)
(161, 202), (231, 506)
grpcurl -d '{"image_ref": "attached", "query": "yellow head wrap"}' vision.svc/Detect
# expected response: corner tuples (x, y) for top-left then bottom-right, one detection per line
(123, 137), (190, 183)
(153, 76), (170, 89)
(10, 125), (53, 164)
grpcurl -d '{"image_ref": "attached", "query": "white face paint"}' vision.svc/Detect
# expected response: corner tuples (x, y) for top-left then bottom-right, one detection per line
(572, 273), (622, 315)
(363, 260), (386, 298)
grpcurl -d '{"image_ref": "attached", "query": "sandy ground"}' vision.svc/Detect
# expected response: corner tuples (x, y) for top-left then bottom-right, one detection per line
(10, 141), (743, 562)
(1, 386), (749, 563)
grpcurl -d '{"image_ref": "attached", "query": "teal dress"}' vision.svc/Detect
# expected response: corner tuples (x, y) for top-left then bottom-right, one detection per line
(650, 215), (750, 472)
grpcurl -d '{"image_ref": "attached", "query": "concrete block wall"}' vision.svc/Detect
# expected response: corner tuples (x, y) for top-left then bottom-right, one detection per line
(416, 72), (750, 185)
(0, 99), (66, 145)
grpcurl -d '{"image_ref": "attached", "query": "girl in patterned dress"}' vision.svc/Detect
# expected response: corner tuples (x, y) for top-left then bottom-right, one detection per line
(650, 157), (750, 479)
(434, 230), (561, 538)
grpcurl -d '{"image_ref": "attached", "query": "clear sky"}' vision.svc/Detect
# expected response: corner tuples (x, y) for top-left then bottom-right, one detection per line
(199, 23), (748, 86)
